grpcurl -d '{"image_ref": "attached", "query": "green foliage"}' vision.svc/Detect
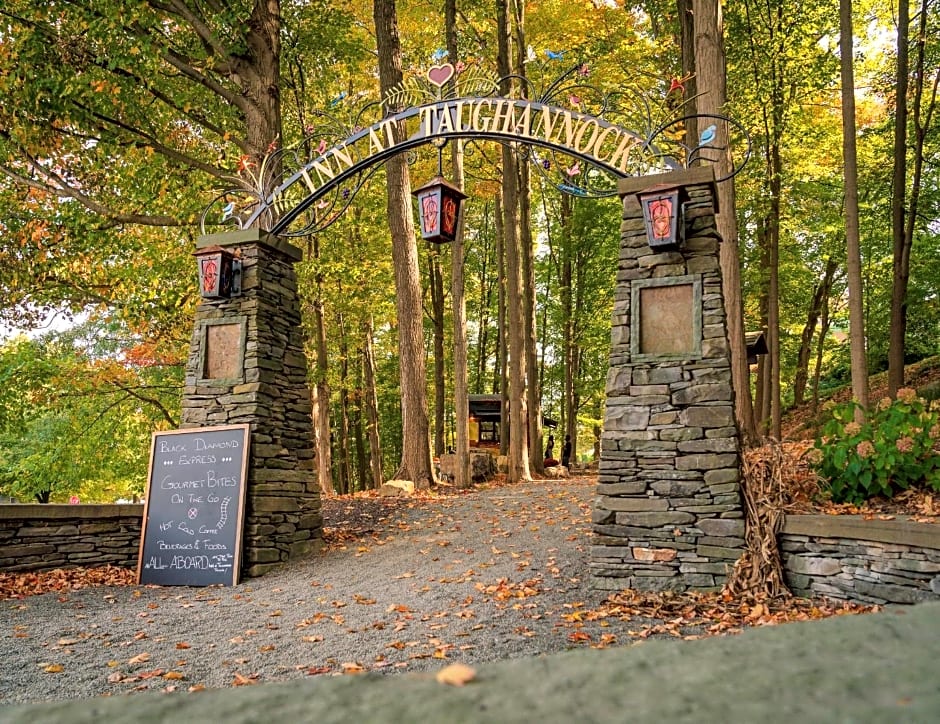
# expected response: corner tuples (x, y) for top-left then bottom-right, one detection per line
(0, 323), (181, 503)
(812, 389), (940, 504)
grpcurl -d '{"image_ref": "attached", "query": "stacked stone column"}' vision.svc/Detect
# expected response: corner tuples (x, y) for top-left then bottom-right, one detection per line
(593, 168), (745, 592)
(182, 229), (321, 577)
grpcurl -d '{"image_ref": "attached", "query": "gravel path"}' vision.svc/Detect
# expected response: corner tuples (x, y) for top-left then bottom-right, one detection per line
(0, 476), (653, 705)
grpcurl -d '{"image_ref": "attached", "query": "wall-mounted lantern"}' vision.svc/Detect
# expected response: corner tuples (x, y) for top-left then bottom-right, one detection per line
(638, 184), (685, 251)
(194, 245), (242, 299)
(412, 175), (467, 244)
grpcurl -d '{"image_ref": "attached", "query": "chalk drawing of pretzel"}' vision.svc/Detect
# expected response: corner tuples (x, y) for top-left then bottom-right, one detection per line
(216, 497), (232, 529)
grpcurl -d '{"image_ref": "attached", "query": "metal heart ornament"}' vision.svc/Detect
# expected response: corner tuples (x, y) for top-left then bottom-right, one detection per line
(427, 63), (455, 87)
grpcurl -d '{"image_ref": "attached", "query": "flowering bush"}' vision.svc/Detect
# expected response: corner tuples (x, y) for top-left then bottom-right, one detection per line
(812, 388), (940, 503)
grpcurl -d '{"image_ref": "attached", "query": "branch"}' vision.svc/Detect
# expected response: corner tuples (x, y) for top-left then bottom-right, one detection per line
(0, 161), (186, 227)
(75, 101), (228, 180)
(108, 381), (180, 428)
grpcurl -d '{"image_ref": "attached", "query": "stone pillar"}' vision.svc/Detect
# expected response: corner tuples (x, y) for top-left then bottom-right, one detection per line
(182, 229), (321, 577)
(593, 167), (745, 593)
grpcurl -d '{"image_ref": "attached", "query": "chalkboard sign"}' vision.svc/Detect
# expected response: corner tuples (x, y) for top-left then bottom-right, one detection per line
(137, 424), (250, 586)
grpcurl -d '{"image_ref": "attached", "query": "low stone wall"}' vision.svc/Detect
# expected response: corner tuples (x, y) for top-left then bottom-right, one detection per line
(0, 505), (143, 572)
(780, 515), (940, 605)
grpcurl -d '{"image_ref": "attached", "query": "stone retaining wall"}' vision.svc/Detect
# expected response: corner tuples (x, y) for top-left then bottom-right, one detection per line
(780, 515), (940, 604)
(0, 505), (143, 572)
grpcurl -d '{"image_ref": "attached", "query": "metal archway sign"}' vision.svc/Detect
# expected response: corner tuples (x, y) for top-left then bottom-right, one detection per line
(201, 63), (749, 237)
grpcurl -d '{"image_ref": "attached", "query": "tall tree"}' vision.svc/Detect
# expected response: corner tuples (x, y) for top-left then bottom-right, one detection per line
(497, 0), (531, 482)
(887, 0), (911, 396)
(446, 0), (471, 489)
(840, 0), (870, 411)
(360, 316), (384, 488)
(372, 0), (435, 487)
(692, 0), (759, 443)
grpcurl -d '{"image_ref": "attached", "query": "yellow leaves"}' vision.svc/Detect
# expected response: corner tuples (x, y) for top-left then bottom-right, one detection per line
(43, 663), (64, 673)
(435, 663), (476, 687)
(301, 635), (324, 643)
(127, 652), (150, 665)
(163, 671), (185, 681)
(341, 662), (365, 674)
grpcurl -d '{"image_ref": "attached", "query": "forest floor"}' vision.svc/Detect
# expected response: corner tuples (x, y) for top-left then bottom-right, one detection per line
(0, 477), (873, 705)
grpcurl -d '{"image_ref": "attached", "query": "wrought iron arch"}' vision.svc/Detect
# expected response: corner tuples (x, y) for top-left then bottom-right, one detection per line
(200, 63), (749, 238)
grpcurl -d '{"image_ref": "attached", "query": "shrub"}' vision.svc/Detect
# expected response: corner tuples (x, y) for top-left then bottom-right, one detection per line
(812, 388), (940, 503)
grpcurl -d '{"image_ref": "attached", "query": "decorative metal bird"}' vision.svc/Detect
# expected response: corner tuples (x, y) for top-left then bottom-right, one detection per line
(545, 49), (565, 61)
(698, 124), (717, 146)
(432, 48), (448, 61)
(329, 91), (347, 106)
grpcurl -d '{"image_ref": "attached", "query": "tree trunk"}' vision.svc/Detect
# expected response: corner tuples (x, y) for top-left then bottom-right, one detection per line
(839, 0), (869, 411)
(692, 0), (758, 445)
(560, 194), (575, 451)
(446, 0), (471, 489)
(336, 307), (352, 495)
(495, 190), (509, 456)
(793, 259), (839, 406)
(888, 0), (910, 398)
(510, 0), (542, 475)
(361, 316), (384, 489)
(373, 0), (434, 487)
(429, 244), (447, 457)
(352, 390), (367, 492)
(677, 0), (697, 115)
(242, 0), (283, 169)
(497, 0), (530, 482)
(307, 236), (334, 497)
(812, 293), (832, 412)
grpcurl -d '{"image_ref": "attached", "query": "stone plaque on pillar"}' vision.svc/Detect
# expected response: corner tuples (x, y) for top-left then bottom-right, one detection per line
(197, 318), (246, 382)
(631, 276), (702, 359)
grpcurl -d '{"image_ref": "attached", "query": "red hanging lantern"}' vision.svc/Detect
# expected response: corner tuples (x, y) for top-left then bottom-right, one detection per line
(638, 184), (684, 251)
(194, 245), (241, 298)
(412, 175), (467, 244)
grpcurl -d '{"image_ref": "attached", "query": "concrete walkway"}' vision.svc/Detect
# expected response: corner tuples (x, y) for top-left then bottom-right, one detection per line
(4, 601), (939, 723)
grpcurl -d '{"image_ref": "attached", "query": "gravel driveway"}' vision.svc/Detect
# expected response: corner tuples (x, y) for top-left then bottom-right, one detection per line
(0, 476), (647, 705)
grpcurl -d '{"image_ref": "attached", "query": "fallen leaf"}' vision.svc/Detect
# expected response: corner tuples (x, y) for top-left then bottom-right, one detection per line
(128, 652), (151, 665)
(435, 662), (476, 687)
(176, 642), (191, 650)
(44, 664), (64, 673)
(232, 672), (258, 687)
(163, 671), (185, 680)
